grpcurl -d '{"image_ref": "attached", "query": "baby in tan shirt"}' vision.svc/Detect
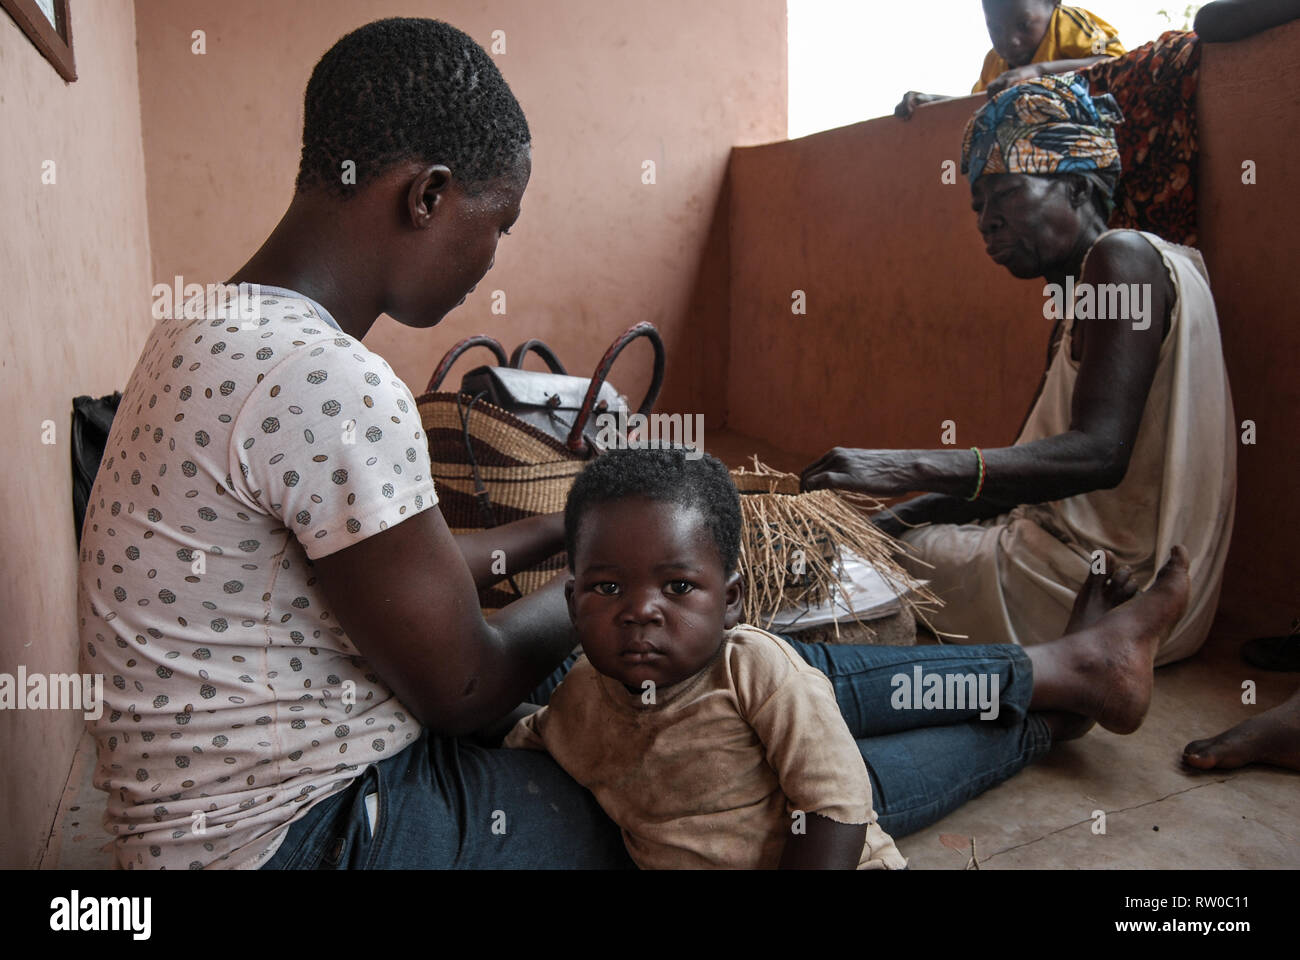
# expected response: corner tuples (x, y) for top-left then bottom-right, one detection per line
(505, 448), (906, 870)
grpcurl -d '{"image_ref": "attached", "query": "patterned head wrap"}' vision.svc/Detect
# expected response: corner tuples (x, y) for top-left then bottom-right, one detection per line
(961, 72), (1125, 214)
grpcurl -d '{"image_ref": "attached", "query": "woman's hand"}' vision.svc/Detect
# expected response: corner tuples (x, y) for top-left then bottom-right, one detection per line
(801, 448), (921, 497)
(986, 63), (1042, 96)
(871, 509), (909, 540)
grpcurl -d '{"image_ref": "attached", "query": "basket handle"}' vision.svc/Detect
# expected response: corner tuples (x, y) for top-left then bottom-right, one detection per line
(565, 322), (665, 453)
(425, 335), (509, 393)
(509, 339), (568, 375)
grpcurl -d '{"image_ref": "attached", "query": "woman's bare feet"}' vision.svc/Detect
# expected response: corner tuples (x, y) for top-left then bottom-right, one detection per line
(1044, 556), (1144, 740)
(1183, 686), (1300, 771)
(1065, 556), (1140, 634)
(1030, 546), (1190, 736)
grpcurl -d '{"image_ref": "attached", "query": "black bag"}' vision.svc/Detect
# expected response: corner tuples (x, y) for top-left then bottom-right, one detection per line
(426, 323), (665, 455)
(71, 392), (122, 547)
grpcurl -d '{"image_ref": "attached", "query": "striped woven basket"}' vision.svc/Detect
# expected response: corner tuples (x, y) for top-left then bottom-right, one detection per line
(417, 325), (664, 612)
(418, 391), (590, 611)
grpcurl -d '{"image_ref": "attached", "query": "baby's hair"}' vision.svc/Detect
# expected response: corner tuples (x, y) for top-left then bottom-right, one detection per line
(297, 18), (531, 198)
(564, 448), (742, 575)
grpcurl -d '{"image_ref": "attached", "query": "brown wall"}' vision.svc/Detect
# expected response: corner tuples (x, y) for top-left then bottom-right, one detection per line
(727, 22), (1300, 638)
(0, 2), (155, 867)
(1198, 21), (1300, 628)
(728, 96), (1046, 455)
(131, 0), (787, 420)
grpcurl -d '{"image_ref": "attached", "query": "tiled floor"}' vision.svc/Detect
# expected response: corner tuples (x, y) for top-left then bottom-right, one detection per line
(902, 629), (1300, 869)
(42, 727), (114, 870)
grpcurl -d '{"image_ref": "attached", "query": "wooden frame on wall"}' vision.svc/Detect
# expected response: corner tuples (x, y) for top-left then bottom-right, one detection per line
(1, 0), (75, 82)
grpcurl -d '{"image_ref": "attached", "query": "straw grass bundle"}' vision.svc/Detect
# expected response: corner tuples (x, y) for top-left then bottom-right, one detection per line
(730, 458), (938, 638)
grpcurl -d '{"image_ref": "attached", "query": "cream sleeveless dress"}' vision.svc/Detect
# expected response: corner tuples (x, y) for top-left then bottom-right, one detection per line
(901, 231), (1237, 666)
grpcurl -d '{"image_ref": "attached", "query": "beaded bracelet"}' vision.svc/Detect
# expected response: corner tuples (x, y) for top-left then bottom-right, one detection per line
(967, 447), (986, 501)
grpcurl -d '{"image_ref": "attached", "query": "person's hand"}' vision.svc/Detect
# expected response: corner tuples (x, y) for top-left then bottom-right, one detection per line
(894, 91), (942, 120)
(801, 448), (919, 497)
(986, 64), (1042, 96)
(870, 509), (908, 540)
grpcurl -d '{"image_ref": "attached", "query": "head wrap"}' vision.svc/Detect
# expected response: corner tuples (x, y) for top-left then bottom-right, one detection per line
(961, 72), (1125, 214)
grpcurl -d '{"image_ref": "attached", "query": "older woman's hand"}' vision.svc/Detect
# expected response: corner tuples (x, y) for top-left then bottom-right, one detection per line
(801, 448), (920, 497)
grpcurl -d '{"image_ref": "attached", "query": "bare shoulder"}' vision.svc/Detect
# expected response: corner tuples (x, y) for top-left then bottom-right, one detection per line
(1084, 230), (1168, 284)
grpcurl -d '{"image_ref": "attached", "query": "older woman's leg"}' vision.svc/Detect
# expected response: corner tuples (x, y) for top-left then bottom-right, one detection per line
(897, 514), (1091, 649)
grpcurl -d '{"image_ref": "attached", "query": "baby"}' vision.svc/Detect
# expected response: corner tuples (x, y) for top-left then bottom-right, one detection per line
(504, 448), (906, 870)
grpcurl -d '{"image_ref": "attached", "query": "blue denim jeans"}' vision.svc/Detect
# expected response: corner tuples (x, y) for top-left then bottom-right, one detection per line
(261, 641), (1049, 868)
(787, 641), (1051, 838)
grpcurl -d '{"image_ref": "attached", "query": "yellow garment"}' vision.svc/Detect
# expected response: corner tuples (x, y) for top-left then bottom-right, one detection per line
(973, 5), (1126, 93)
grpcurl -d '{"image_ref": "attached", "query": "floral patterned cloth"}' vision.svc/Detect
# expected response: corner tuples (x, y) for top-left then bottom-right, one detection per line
(961, 72), (1124, 212)
(1083, 31), (1202, 247)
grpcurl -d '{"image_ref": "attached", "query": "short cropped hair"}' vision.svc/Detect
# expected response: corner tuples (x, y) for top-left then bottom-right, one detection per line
(296, 18), (530, 198)
(981, 0), (1060, 8)
(564, 449), (742, 575)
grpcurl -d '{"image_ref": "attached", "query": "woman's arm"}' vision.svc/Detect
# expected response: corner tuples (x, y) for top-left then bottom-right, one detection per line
(986, 57), (1113, 96)
(455, 512), (564, 591)
(312, 506), (578, 737)
(805, 232), (1172, 510)
(871, 492), (1011, 537)
(1195, 0), (1300, 42)
(469, 702), (543, 747)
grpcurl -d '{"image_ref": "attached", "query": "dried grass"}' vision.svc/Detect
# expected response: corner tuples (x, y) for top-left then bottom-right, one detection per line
(731, 458), (940, 637)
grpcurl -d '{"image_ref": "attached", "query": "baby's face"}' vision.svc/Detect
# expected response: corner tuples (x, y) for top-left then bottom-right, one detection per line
(567, 496), (742, 693)
(983, 0), (1056, 67)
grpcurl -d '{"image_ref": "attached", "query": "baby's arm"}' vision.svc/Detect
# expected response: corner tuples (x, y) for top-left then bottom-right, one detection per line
(746, 666), (880, 870)
(779, 813), (868, 870)
(894, 91), (950, 120)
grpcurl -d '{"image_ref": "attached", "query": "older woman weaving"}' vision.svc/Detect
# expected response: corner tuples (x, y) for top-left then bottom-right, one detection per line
(804, 74), (1236, 666)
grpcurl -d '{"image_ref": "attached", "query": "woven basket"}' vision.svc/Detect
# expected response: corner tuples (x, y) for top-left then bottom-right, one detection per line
(418, 325), (663, 612)
(418, 391), (590, 610)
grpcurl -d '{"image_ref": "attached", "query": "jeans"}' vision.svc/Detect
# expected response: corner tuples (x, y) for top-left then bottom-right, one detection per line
(261, 642), (1050, 868)
(788, 641), (1051, 838)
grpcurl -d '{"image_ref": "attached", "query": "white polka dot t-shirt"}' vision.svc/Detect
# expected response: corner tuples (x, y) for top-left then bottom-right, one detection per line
(77, 291), (435, 869)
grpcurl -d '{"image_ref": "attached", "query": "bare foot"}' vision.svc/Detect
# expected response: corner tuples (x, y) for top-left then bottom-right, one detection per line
(1031, 546), (1190, 736)
(1039, 710), (1097, 741)
(1050, 555), (1142, 740)
(1065, 554), (1139, 634)
(1183, 686), (1300, 771)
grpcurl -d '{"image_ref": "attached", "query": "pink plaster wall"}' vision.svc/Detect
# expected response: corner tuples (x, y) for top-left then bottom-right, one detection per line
(0, 1), (155, 867)
(131, 0), (787, 421)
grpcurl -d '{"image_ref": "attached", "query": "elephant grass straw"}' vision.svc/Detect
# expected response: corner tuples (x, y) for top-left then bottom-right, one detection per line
(730, 459), (939, 638)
